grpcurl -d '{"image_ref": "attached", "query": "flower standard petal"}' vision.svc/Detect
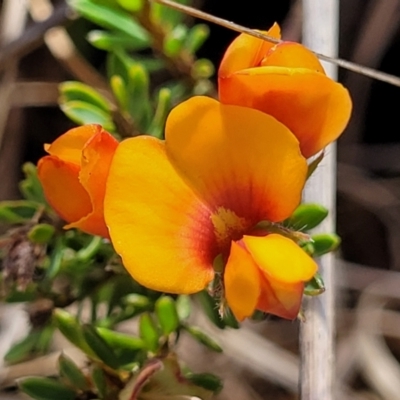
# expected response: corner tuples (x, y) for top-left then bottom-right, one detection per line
(104, 136), (216, 294)
(65, 129), (118, 237)
(165, 96), (307, 225)
(224, 241), (261, 321)
(243, 234), (317, 284)
(219, 67), (352, 158)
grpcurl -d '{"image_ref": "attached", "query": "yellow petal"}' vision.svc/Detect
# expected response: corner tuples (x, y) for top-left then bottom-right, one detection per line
(45, 125), (102, 165)
(37, 156), (92, 223)
(243, 234), (317, 283)
(66, 129), (118, 237)
(165, 96), (307, 224)
(219, 23), (281, 77)
(224, 241), (261, 321)
(104, 136), (215, 294)
(219, 67), (352, 158)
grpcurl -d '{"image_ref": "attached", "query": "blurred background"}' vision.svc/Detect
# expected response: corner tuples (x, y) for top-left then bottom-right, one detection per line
(2, 0), (400, 399)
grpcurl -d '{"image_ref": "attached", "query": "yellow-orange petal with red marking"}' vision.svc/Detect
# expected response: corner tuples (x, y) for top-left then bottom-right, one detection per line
(218, 23), (281, 78)
(243, 234), (317, 284)
(165, 96), (307, 225)
(45, 125), (102, 165)
(256, 273), (304, 320)
(224, 241), (261, 321)
(219, 68), (352, 158)
(65, 129), (118, 237)
(37, 156), (92, 223)
(261, 42), (324, 73)
(104, 136), (216, 294)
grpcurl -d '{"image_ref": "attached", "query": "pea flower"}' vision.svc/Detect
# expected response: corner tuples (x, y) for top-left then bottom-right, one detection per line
(104, 96), (317, 321)
(37, 124), (118, 238)
(218, 23), (352, 158)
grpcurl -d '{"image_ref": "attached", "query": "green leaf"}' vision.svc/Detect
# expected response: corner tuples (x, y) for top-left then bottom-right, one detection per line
(53, 309), (95, 357)
(4, 331), (42, 364)
(45, 237), (65, 280)
(186, 372), (223, 394)
(82, 325), (120, 369)
(19, 162), (46, 203)
(28, 224), (55, 244)
(312, 233), (341, 256)
(110, 75), (129, 112)
(286, 203), (329, 231)
(147, 88), (171, 139)
(150, 0), (189, 29)
(139, 313), (160, 352)
(18, 377), (76, 400)
(175, 294), (191, 321)
(88, 29), (149, 52)
(191, 58), (214, 79)
(0, 200), (39, 224)
(117, 0), (144, 12)
(59, 353), (90, 391)
(304, 273), (326, 296)
(69, 0), (149, 43)
(155, 296), (179, 335)
(163, 24), (188, 57)
(60, 100), (115, 132)
(185, 24), (210, 53)
(59, 81), (110, 112)
(91, 366), (108, 398)
(182, 325), (222, 353)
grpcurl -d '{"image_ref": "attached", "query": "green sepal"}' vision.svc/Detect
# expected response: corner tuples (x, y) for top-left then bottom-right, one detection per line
(60, 100), (115, 132)
(175, 294), (191, 321)
(185, 24), (210, 53)
(155, 296), (179, 336)
(19, 162), (46, 203)
(110, 75), (129, 113)
(311, 233), (341, 256)
(147, 88), (171, 139)
(18, 377), (76, 400)
(53, 309), (96, 357)
(59, 81), (111, 112)
(186, 372), (223, 394)
(28, 224), (55, 244)
(82, 324), (120, 369)
(163, 24), (188, 57)
(182, 325), (222, 353)
(286, 203), (329, 231)
(307, 151), (324, 179)
(195, 291), (225, 329)
(139, 313), (160, 353)
(304, 273), (326, 296)
(58, 353), (90, 391)
(191, 58), (214, 79)
(69, 0), (149, 44)
(0, 200), (40, 224)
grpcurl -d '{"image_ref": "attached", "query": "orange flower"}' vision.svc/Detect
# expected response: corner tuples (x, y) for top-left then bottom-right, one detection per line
(104, 97), (317, 321)
(218, 23), (352, 158)
(38, 124), (118, 238)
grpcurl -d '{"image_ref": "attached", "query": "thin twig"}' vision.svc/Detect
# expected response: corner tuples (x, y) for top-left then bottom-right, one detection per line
(150, 0), (400, 87)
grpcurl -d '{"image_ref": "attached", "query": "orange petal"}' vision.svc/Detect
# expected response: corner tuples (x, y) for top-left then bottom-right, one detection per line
(257, 273), (304, 319)
(261, 42), (324, 73)
(243, 234), (317, 283)
(104, 136), (215, 294)
(165, 96), (307, 224)
(219, 67), (352, 158)
(224, 241), (260, 321)
(218, 23), (281, 78)
(66, 129), (118, 237)
(37, 156), (92, 224)
(45, 125), (103, 165)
